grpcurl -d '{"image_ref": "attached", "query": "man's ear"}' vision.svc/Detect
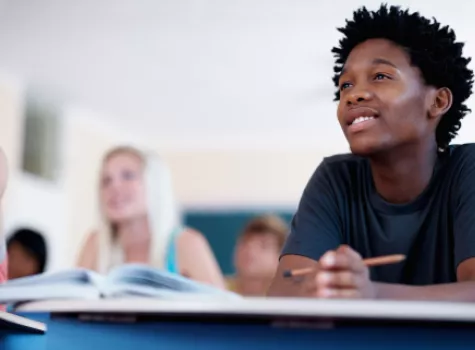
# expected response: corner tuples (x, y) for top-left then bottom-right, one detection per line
(428, 87), (453, 121)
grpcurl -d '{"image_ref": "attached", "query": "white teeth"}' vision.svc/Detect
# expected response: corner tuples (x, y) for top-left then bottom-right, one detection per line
(352, 116), (375, 125)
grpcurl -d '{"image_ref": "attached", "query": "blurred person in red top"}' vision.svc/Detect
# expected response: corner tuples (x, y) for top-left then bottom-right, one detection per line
(0, 150), (8, 310)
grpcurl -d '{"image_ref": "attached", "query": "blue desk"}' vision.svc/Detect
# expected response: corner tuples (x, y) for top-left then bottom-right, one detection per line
(2, 298), (475, 349)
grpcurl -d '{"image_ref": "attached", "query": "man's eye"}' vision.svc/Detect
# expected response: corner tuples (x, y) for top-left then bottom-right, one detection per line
(374, 73), (389, 80)
(340, 82), (351, 91)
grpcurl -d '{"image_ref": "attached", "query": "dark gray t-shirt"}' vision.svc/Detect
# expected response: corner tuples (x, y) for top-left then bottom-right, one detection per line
(282, 144), (475, 285)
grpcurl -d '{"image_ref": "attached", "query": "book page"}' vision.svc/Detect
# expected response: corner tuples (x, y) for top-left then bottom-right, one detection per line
(103, 264), (240, 299)
(0, 269), (104, 303)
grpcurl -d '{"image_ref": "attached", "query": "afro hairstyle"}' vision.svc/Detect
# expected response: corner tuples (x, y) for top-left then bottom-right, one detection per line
(331, 4), (474, 150)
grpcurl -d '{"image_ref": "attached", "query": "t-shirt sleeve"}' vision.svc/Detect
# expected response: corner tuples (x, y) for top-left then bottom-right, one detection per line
(281, 159), (343, 261)
(454, 146), (475, 269)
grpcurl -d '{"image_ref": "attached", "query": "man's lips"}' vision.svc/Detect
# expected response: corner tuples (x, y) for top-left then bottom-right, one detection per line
(345, 106), (379, 125)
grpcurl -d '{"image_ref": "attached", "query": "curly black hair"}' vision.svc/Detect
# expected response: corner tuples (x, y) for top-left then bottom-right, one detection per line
(331, 4), (474, 150)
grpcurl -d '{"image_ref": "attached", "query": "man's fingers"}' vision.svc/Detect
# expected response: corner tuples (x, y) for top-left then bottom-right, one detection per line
(320, 246), (366, 273)
(316, 287), (362, 299)
(337, 245), (364, 263)
(316, 271), (360, 289)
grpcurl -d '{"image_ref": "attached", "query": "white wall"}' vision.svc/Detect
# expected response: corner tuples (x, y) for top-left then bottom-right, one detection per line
(0, 74), (70, 271)
(0, 72), (23, 176)
(0, 0), (473, 151)
(3, 174), (68, 271)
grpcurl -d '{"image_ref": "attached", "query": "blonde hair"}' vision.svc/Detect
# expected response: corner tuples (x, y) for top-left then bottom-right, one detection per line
(96, 146), (182, 273)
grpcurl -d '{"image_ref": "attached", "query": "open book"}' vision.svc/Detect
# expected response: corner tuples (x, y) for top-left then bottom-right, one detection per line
(0, 264), (240, 304)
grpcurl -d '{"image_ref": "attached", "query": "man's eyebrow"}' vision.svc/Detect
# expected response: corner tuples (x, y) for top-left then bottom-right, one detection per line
(337, 66), (348, 83)
(338, 58), (398, 81)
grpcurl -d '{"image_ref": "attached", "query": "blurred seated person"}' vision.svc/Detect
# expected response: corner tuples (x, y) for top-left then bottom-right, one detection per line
(228, 215), (288, 295)
(0, 150), (7, 287)
(77, 146), (225, 288)
(7, 228), (47, 279)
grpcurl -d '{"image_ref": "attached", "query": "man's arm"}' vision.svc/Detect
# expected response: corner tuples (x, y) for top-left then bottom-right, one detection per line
(373, 258), (475, 301)
(268, 255), (319, 296)
(293, 245), (475, 301)
(268, 160), (342, 296)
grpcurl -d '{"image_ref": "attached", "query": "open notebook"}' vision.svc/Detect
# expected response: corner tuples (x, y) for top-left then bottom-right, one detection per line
(0, 264), (240, 303)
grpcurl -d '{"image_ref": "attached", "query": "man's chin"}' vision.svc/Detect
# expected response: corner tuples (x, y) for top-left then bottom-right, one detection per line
(348, 141), (382, 157)
(350, 146), (372, 157)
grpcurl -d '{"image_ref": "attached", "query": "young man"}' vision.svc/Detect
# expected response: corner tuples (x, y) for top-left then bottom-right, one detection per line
(229, 215), (288, 295)
(269, 5), (475, 301)
(7, 228), (47, 279)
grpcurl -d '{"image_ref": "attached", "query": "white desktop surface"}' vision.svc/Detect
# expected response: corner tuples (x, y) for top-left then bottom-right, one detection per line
(16, 297), (475, 323)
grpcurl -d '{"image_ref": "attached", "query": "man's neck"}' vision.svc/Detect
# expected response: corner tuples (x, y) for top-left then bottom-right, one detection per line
(369, 142), (438, 204)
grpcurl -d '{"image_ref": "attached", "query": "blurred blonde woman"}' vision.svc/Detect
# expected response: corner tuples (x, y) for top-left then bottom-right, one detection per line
(77, 146), (225, 288)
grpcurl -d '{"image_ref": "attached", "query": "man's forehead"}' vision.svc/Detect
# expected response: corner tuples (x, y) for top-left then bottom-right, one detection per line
(344, 39), (408, 66)
(341, 57), (399, 76)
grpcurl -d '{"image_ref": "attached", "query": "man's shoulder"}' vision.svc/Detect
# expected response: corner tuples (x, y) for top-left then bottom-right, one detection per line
(307, 152), (368, 193)
(447, 143), (475, 159)
(443, 143), (475, 174)
(431, 143), (475, 198)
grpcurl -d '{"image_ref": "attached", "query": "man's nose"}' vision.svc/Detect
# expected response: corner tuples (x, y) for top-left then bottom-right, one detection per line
(346, 86), (373, 105)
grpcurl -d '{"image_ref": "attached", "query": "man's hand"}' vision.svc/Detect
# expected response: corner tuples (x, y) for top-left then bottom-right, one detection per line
(285, 245), (376, 299)
(270, 248), (475, 301)
(314, 245), (376, 299)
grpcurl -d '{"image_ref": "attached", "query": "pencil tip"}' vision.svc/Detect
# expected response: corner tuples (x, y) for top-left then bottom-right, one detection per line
(283, 270), (292, 278)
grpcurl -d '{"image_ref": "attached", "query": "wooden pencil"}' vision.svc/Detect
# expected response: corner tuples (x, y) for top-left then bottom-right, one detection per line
(282, 254), (406, 278)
